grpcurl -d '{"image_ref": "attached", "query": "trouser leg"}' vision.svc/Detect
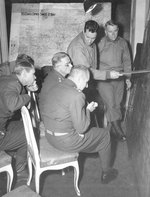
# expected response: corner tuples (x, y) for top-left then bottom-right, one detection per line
(98, 135), (118, 183)
(0, 121), (27, 172)
(97, 80), (124, 122)
(111, 120), (126, 141)
(94, 135), (119, 184)
(98, 140), (111, 171)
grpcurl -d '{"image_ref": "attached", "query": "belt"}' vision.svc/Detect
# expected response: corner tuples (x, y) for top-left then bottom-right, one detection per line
(47, 129), (68, 136)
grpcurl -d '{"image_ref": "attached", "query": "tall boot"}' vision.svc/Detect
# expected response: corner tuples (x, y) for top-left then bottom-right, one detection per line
(111, 120), (126, 142)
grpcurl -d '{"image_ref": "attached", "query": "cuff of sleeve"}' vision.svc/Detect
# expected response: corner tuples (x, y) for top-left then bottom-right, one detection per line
(106, 71), (111, 79)
(126, 75), (131, 79)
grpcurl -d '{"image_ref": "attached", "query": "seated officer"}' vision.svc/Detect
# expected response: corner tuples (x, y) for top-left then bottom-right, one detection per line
(39, 65), (118, 184)
(39, 52), (73, 109)
(0, 57), (37, 180)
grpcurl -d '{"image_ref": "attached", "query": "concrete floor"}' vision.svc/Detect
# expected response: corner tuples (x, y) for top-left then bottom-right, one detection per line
(39, 141), (138, 197)
(0, 137), (139, 197)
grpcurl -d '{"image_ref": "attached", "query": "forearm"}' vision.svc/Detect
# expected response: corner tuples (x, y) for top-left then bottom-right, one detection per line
(90, 68), (120, 80)
(71, 95), (91, 134)
(90, 68), (107, 80)
(78, 109), (91, 134)
(6, 94), (30, 112)
(123, 42), (132, 74)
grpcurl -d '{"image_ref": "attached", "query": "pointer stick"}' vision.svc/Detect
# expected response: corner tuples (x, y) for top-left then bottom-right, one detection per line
(120, 70), (150, 75)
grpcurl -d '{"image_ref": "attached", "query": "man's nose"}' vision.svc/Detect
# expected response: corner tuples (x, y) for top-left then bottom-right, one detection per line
(69, 63), (73, 68)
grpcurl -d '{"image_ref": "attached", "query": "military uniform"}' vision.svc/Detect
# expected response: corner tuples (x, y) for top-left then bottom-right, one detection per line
(40, 78), (110, 161)
(97, 36), (131, 122)
(39, 68), (64, 111)
(67, 32), (111, 80)
(0, 74), (30, 171)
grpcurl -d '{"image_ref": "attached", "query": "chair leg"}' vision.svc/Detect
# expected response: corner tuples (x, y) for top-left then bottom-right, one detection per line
(61, 167), (70, 176)
(27, 157), (33, 185)
(103, 112), (108, 128)
(35, 170), (41, 194)
(6, 165), (14, 192)
(73, 162), (80, 196)
(61, 169), (65, 176)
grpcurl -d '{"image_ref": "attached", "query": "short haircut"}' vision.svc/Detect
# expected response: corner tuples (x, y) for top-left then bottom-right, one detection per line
(105, 20), (119, 29)
(14, 60), (34, 75)
(52, 52), (70, 67)
(16, 54), (34, 65)
(69, 65), (89, 79)
(84, 20), (99, 33)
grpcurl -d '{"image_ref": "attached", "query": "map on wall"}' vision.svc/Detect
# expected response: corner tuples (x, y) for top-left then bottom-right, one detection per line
(9, 3), (111, 68)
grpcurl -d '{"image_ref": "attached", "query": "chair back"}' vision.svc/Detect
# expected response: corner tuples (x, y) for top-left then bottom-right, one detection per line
(21, 106), (40, 166)
(28, 92), (41, 129)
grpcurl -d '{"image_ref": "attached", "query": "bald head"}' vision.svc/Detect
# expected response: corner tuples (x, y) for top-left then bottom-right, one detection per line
(68, 65), (90, 91)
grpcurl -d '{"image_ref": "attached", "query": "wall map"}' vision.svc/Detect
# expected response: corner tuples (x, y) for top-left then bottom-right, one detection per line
(9, 3), (111, 68)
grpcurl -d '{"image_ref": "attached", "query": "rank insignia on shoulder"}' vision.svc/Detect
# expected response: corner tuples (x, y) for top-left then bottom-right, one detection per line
(58, 78), (62, 82)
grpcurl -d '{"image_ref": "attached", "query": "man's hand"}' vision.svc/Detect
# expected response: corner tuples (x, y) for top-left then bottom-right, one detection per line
(110, 71), (122, 79)
(87, 101), (98, 112)
(26, 81), (38, 92)
(126, 78), (131, 89)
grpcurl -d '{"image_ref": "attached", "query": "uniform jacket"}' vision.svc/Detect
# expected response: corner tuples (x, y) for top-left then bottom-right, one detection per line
(40, 78), (90, 134)
(98, 36), (131, 72)
(67, 32), (109, 80)
(0, 74), (30, 131)
(39, 68), (64, 111)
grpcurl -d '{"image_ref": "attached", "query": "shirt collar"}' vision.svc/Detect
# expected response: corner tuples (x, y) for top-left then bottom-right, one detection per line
(63, 78), (83, 93)
(105, 36), (119, 43)
(52, 68), (65, 82)
(64, 78), (76, 87)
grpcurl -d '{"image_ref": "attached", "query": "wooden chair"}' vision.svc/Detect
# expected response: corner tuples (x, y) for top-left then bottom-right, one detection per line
(27, 92), (41, 130)
(28, 91), (65, 175)
(0, 151), (14, 192)
(103, 105), (108, 128)
(21, 106), (80, 196)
